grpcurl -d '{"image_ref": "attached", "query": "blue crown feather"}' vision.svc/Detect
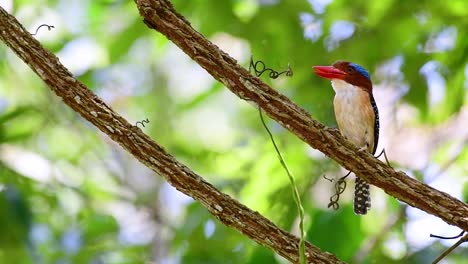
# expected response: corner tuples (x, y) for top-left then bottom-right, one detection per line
(350, 63), (371, 81)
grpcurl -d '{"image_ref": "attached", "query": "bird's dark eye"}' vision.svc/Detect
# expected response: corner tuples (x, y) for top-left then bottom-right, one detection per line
(346, 66), (354, 73)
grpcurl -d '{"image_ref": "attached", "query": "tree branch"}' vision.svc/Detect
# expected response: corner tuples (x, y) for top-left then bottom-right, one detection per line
(134, 0), (468, 231)
(432, 233), (468, 264)
(0, 6), (344, 264)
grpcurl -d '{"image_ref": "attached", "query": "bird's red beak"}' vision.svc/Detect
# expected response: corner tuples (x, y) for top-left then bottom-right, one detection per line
(312, 66), (346, 80)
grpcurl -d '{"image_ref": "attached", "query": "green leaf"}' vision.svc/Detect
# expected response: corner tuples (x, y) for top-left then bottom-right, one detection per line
(307, 207), (364, 260)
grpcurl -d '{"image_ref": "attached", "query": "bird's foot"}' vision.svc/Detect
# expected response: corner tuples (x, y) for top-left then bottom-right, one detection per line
(358, 146), (367, 152)
(326, 127), (340, 135)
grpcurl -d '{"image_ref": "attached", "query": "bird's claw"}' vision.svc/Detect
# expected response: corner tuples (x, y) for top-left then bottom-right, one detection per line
(326, 127), (340, 135)
(358, 146), (367, 152)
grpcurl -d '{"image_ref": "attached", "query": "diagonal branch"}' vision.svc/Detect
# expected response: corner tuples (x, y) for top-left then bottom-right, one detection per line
(0, 6), (345, 264)
(134, 0), (468, 231)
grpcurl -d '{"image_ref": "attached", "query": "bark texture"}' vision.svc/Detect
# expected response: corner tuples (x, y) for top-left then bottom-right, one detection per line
(134, 0), (468, 231)
(0, 6), (344, 264)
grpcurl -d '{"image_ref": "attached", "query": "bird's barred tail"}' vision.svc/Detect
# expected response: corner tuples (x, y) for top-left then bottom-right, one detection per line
(354, 177), (371, 215)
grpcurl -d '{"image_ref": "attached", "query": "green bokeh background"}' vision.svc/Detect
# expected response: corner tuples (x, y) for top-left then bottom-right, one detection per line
(0, 0), (467, 263)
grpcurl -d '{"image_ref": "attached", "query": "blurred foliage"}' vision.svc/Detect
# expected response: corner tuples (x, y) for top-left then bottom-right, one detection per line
(0, 0), (467, 263)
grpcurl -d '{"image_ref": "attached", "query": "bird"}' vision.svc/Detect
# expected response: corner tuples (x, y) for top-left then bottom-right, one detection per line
(312, 61), (379, 215)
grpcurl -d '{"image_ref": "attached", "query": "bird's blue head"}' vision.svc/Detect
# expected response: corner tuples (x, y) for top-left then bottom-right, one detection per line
(348, 63), (370, 81)
(313, 61), (373, 91)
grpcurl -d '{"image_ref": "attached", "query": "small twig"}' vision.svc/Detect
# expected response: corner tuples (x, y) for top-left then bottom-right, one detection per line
(322, 175), (334, 182)
(430, 231), (465, 240)
(431, 232), (468, 264)
(258, 107), (306, 264)
(31, 24), (54, 36)
(249, 56), (293, 79)
(327, 171), (351, 210)
(375, 148), (392, 168)
(135, 118), (150, 128)
(250, 56), (304, 263)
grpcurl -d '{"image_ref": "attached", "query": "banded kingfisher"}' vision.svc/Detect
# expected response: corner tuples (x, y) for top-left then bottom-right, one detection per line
(312, 61), (379, 215)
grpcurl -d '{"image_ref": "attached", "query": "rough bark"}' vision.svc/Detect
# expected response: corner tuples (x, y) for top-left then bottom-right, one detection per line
(134, 0), (468, 231)
(0, 6), (345, 264)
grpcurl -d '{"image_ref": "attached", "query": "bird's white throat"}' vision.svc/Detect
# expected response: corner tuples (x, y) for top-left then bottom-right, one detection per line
(331, 79), (360, 96)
